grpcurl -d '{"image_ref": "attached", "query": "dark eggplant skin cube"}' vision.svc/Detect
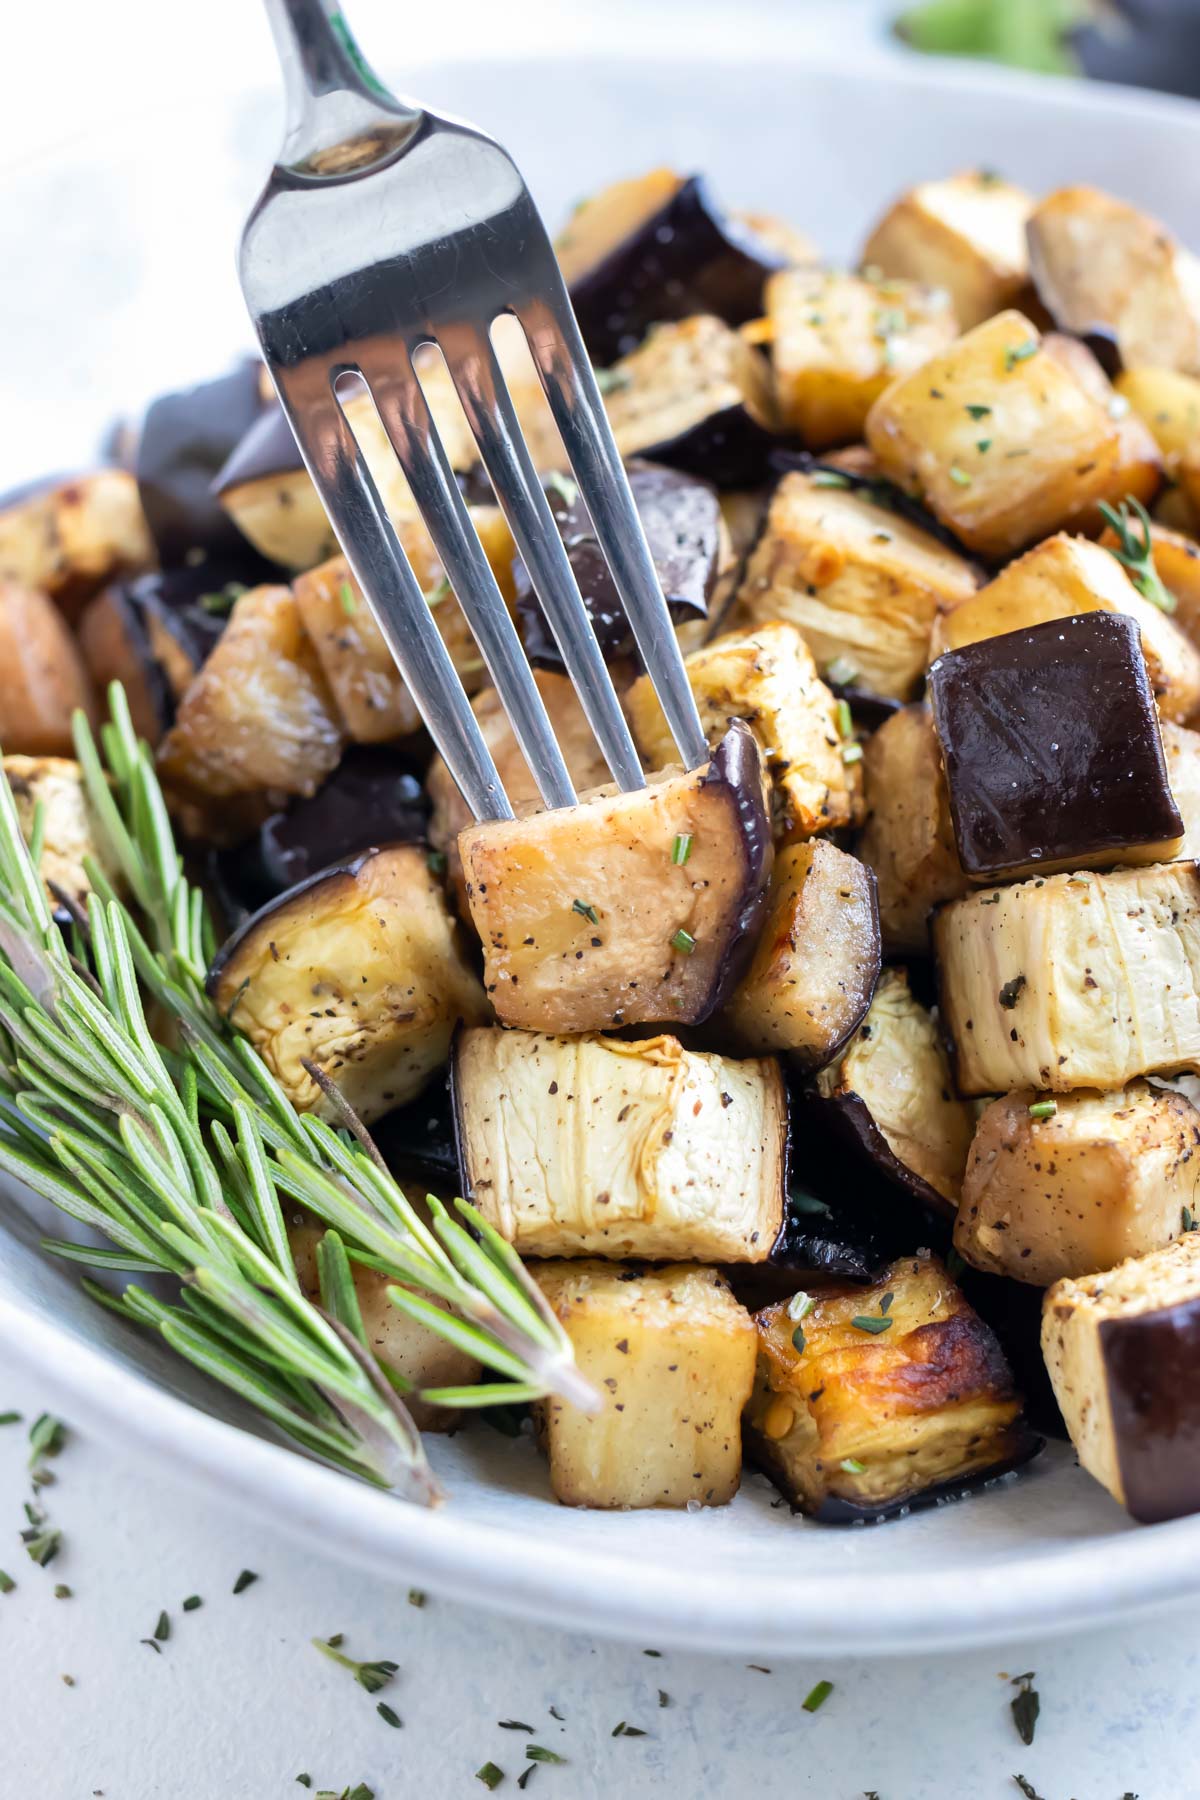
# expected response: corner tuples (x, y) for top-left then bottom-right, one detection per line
(570, 175), (789, 365)
(929, 611), (1184, 881)
(210, 745), (428, 921)
(640, 405), (778, 492)
(1104, 1299), (1200, 1524)
(136, 362), (269, 566)
(515, 460), (720, 666)
(212, 404), (299, 495)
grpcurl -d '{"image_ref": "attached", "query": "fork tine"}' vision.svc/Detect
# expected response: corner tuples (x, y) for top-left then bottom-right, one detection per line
(280, 382), (514, 822)
(435, 322), (647, 795)
(515, 295), (710, 772)
(357, 348), (578, 813)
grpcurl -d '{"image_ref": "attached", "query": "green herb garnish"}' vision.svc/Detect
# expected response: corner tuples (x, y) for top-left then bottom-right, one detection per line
(611, 1723), (647, 1737)
(338, 580), (357, 617)
(824, 656), (858, 687)
(671, 833), (693, 867)
(0, 1570), (15, 1593)
(499, 1721), (535, 1732)
(658, 1690), (670, 1708)
(525, 1745), (566, 1762)
(1004, 339), (1039, 372)
(545, 471), (579, 508)
(976, 438), (992, 454)
(787, 1292), (815, 1322)
(197, 581), (247, 617)
(425, 578), (452, 608)
(476, 1767), (505, 1792)
(835, 699), (853, 740)
(377, 1702), (402, 1728)
(1011, 1672), (1040, 1746)
(670, 928), (696, 955)
(313, 1635), (398, 1694)
(408, 1587), (426, 1607)
(841, 743), (864, 766)
(1028, 1100), (1058, 1121)
(840, 1457), (866, 1474)
(233, 1570), (258, 1595)
(28, 1413), (65, 1468)
(851, 1315), (893, 1335)
(802, 1679), (834, 1713)
(1098, 497), (1176, 613)
(965, 403), (992, 419)
(1012, 1778), (1046, 1800)
(1184, 1207), (1197, 1234)
(999, 975), (1026, 1010)
(22, 1527), (61, 1567)
(153, 1609), (170, 1641)
(572, 899), (600, 924)
(948, 465), (972, 487)
(811, 470), (852, 489)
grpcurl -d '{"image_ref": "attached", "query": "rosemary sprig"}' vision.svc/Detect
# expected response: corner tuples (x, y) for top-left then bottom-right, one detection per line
(1098, 496), (1176, 614)
(0, 687), (595, 1504)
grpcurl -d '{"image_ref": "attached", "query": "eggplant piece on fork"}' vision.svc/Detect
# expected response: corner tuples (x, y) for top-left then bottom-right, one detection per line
(241, 2), (767, 1035)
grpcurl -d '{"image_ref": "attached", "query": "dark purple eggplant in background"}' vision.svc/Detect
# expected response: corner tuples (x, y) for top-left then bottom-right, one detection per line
(136, 361), (271, 567)
(515, 460), (724, 667)
(568, 174), (791, 365)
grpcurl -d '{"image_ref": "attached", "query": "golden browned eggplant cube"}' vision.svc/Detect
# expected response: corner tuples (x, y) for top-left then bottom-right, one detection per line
(1114, 366), (1200, 512)
(1040, 334), (1163, 531)
(1027, 186), (1200, 377)
(745, 1256), (1029, 1519)
(625, 620), (860, 840)
(0, 580), (97, 758)
(733, 470), (980, 701)
(459, 722), (772, 1033)
(1043, 1232), (1200, 1523)
(766, 268), (957, 448)
(933, 863), (1200, 1097)
(1100, 520), (1200, 655)
(861, 169), (1034, 330)
(532, 1261), (757, 1509)
(810, 967), (974, 1217)
(207, 843), (487, 1123)
(2, 754), (122, 920)
(1163, 721), (1200, 859)
(722, 838), (880, 1071)
(156, 584), (345, 843)
(290, 1222), (480, 1432)
(928, 532), (1200, 724)
(454, 1025), (786, 1262)
(857, 704), (969, 955)
(0, 471), (154, 619)
(865, 312), (1121, 559)
(956, 1082), (1200, 1288)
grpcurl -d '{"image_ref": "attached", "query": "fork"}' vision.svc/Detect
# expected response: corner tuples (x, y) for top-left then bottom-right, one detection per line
(241, 0), (709, 823)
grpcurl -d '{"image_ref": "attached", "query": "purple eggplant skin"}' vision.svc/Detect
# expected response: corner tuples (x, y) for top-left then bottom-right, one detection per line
(206, 846), (380, 998)
(827, 682), (902, 735)
(1078, 326), (1123, 382)
(1102, 1298), (1200, 1524)
(958, 1267), (1067, 1442)
(137, 361), (269, 566)
(211, 404), (300, 496)
(515, 460), (721, 666)
(570, 175), (789, 366)
(805, 1087), (957, 1221)
(638, 404), (779, 492)
(929, 612), (1184, 881)
(697, 720), (775, 1021)
(210, 745), (428, 920)
(370, 1071), (461, 1189)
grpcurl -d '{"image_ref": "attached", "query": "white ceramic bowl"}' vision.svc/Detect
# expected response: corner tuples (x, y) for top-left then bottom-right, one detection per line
(3, 46), (1200, 1656)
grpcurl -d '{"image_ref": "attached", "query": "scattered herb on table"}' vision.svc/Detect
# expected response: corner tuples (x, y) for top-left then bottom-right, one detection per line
(1011, 1671), (1040, 1746)
(0, 1570), (14, 1593)
(1012, 1778), (1046, 1800)
(140, 1636), (162, 1655)
(408, 1587), (426, 1608)
(476, 1767), (505, 1792)
(548, 1706), (565, 1722)
(295, 1780), (312, 1791)
(54, 1582), (71, 1599)
(802, 1679), (834, 1713)
(233, 1569), (259, 1595)
(22, 1526), (61, 1567)
(0, 1411), (21, 1426)
(525, 1746), (566, 1764)
(498, 1720), (534, 1732)
(183, 1594), (203, 1611)
(377, 1701), (402, 1728)
(658, 1689), (670, 1708)
(153, 1609), (170, 1641)
(313, 1635), (399, 1695)
(612, 1722), (648, 1737)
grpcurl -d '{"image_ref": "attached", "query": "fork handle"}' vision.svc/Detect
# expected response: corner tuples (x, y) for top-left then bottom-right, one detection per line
(262, 0), (418, 164)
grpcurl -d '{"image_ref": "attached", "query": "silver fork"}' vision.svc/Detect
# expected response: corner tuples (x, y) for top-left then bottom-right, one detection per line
(241, 0), (708, 822)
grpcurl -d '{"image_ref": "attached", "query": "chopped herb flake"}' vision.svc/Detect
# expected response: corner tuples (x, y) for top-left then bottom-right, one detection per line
(976, 438), (993, 453)
(824, 656), (858, 686)
(545, 471), (579, 507)
(1184, 1206), (1197, 1234)
(313, 1636), (399, 1694)
(408, 1587), (426, 1608)
(22, 1528), (61, 1567)
(0, 1570), (14, 1594)
(338, 580), (357, 617)
(499, 1721), (535, 1732)
(840, 1457), (866, 1473)
(572, 899), (599, 924)
(811, 469), (852, 489)
(183, 1594), (203, 1611)
(612, 1723), (648, 1737)
(1012, 1776), (1045, 1799)
(377, 1702), (402, 1728)
(153, 1610), (170, 1641)
(1098, 496), (1176, 613)
(965, 403), (992, 419)
(671, 832), (693, 866)
(476, 1767), (505, 1792)
(658, 1689), (670, 1707)
(1004, 339), (1039, 372)
(835, 698), (853, 739)
(54, 1582), (72, 1598)
(525, 1745), (566, 1763)
(851, 1315), (893, 1335)
(296, 1779), (312, 1790)
(1011, 1672), (1040, 1746)
(1028, 1100), (1057, 1121)
(802, 1679), (834, 1713)
(999, 974), (1027, 1010)
(791, 1326), (806, 1353)
(28, 1413), (66, 1467)
(948, 464), (972, 487)
(232, 1569), (258, 1594)
(787, 1291), (816, 1322)
(671, 928), (696, 954)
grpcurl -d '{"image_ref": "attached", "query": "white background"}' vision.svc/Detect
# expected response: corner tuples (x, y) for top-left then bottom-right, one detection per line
(2, 2), (1198, 1794)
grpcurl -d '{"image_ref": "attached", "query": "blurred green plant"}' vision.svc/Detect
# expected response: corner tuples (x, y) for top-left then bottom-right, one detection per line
(896, 0), (1100, 75)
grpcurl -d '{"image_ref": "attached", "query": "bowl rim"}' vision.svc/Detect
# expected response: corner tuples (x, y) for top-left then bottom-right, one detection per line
(6, 43), (1200, 1656)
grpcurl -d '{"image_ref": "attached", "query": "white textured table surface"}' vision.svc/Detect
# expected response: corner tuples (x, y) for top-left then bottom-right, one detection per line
(3, 3), (1199, 1795)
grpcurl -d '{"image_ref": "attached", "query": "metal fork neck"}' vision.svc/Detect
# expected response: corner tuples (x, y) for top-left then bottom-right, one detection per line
(262, 0), (419, 171)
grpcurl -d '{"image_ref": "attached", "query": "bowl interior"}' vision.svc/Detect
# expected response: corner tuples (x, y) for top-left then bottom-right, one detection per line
(2, 48), (1200, 1652)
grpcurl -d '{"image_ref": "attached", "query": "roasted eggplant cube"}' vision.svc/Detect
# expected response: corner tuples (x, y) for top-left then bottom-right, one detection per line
(933, 862), (1200, 1097)
(136, 360), (268, 566)
(455, 1025), (786, 1261)
(745, 1256), (1029, 1520)
(290, 1222), (479, 1432)
(3, 754), (121, 919)
(626, 620), (860, 841)
(1114, 366), (1200, 512)
(722, 839), (880, 1070)
(857, 704), (970, 955)
(1040, 334), (1163, 532)
(1042, 1232), (1200, 1523)
(213, 407), (338, 571)
(460, 722), (772, 1033)
(77, 563), (235, 747)
(207, 844), (487, 1124)
(1164, 721), (1200, 860)
(0, 580), (96, 758)
(515, 461), (728, 669)
(810, 966), (973, 1216)
(1027, 186), (1200, 377)
(929, 532), (1200, 725)
(733, 471), (980, 702)
(766, 268), (957, 448)
(293, 514), (511, 743)
(156, 584), (345, 843)
(560, 169), (794, 365)
(428, 672), (612, 916)
(865, 311), (1121, 560)
(1101, 518), (1200, 655)
(930, 613), (1184, 882)
(0, 471), (154, 620)
(532, 1261), (758, 1509)
(861, 169), (1034, 331)
(603, 316), (777, 489)
(957, 1082), (1200, 1288)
